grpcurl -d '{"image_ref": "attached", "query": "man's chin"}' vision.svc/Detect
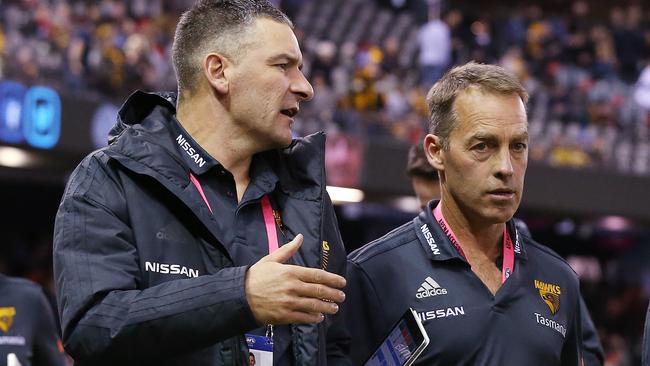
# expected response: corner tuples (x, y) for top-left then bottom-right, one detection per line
(267, 134), (294, 150)
(478, 205), (518, 225)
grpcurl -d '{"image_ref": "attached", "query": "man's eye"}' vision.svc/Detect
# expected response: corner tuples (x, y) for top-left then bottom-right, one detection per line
(512, 142), (528, 151)
(473, 142), (488, 151)
(276, 63), (288, 71)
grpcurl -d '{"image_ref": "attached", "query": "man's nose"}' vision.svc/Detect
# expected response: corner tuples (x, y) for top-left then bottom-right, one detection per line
(292, 71), (314, 102)
(495, 148), (514, 178)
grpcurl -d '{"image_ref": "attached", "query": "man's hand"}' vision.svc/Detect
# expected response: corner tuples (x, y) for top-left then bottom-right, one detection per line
(245, 234), (346, 325)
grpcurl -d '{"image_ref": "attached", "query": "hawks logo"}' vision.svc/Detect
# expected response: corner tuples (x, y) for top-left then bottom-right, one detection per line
(0, 307), (16, 333)
(534, 280), (561, 315)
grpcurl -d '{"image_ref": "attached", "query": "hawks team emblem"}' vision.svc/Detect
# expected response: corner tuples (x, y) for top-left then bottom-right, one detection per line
(534, 280), (561, 315)
(0, 307), (16, 333)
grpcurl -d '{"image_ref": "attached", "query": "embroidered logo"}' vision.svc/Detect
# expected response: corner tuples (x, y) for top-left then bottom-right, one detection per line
(144, 261), (199, 278)
(534, 280), (561, 315)
(0, 307), (16, 333)
(176, 134), (206, 168)
(416, 276), (448, 298)
(420, 224), (441, 256)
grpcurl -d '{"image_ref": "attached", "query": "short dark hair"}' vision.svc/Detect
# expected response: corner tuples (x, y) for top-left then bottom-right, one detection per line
(406, 143), (438, 180)
(426, 62), (529, 150)
(172, 0), (292, 97)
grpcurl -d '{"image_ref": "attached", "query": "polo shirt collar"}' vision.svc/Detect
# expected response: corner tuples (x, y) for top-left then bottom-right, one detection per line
(414, 200), (528, 262)
(242, 152), (280, 202)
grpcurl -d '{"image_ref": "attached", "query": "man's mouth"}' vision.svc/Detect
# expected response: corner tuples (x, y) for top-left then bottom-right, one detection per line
(487, 188), (516, 196)
(280, 107), (298, 118)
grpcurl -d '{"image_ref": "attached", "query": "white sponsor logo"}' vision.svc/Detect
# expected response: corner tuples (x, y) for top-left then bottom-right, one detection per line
(420, 224), (441, 255)
(417, 306), (465, 322)
(514, 230), (521, 254)
(176, 134), (206, 168)
(0, 336), (26, 346)
(416, 276), (448, 298)
(534, 313), (566, 337)
(145, 261), (199, 278)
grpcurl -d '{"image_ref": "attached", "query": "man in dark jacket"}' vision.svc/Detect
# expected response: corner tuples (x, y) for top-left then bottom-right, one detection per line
(0, 274), (67, 366)
(343, 62), (583, 365)
(53, 1), (348, 365)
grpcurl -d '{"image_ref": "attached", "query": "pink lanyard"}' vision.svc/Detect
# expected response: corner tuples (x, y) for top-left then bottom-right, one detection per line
(433, 204), (515, 283)
(190, 173), (279, 254)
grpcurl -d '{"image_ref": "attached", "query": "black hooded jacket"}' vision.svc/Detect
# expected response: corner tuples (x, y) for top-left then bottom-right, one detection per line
(53, 91), (348, 365)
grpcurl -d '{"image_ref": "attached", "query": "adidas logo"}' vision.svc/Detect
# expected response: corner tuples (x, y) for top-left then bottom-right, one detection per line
(416, 276), (448, 299)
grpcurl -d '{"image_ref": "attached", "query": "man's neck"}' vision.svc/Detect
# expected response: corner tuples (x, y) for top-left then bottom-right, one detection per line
(176, 94), (254, 201)
(439, 198), (505, 262)
(438, 196), (507, 295)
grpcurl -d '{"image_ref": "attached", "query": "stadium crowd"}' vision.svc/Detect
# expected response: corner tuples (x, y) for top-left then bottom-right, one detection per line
(2, 0), (650, 174)
(1, 0), (649, 365)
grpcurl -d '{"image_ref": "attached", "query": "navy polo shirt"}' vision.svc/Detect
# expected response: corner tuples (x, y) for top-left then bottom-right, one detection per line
(169, 118), (295, 365)
(0, 275), (66, 366)
(345, 201), (582, 365)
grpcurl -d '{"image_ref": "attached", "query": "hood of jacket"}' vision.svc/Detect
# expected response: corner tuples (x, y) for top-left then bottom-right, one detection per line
(106, 90), (326, 201)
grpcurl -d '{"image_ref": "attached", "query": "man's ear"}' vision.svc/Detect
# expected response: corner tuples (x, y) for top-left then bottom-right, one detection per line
(204, 53), (230, 94)
(424, 134), (444, 171)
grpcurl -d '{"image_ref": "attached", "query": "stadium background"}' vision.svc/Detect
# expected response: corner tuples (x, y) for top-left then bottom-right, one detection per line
(0, 0), (649, 364)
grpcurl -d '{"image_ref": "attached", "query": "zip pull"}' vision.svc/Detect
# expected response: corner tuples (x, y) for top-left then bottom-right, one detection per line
(266, 324), (274, 339)
(321, 241), (330, 270)
(273, 209), (286, 237)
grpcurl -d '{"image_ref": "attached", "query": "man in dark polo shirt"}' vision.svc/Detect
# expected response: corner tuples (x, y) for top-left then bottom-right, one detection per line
(0, 274), (66, 366)
(405, 143), (604, 365)
(343, 62), (583, 365)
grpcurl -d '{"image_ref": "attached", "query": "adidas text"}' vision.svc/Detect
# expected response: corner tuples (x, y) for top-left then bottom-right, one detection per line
(416, 288), (448, 298)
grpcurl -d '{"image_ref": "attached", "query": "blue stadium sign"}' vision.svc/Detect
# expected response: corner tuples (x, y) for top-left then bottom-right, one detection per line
(0, 81), (61, 149)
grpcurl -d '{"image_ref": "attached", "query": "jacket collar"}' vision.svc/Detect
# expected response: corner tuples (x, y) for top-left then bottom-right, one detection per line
(107, 90), (326, 200)
(167, 114), (220, 175)
(414, 200), (528, 262)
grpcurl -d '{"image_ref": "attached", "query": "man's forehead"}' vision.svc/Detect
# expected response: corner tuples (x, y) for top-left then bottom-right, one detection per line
(243, 18), (302, 58)
(249, 18), (299, 46)
(454, 91), (527, 131)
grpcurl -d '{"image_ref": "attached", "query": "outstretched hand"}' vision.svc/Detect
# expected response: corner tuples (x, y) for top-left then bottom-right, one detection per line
(245, 234), (346, 325)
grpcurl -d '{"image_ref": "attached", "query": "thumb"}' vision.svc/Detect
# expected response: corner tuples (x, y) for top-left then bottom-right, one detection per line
(259, 234), (303, 264)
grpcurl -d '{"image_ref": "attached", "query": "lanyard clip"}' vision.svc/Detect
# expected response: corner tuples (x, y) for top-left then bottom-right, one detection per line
(266, 324), (274, 339)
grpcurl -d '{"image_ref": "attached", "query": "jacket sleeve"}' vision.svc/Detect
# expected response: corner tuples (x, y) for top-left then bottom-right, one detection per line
(32, 289), (67, 366)
(643, 303), (650, 366)
(343, 259), (390, 365)
(321, 193), (353, 366)
(579, 296), (604, 366)
(53, 156), (258, 363)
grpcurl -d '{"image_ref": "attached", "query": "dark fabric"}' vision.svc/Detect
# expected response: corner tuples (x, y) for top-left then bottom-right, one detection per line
(641, 305), (650, 366)
(53, 91), (348, 366)
(343, 201), (582, 366)
(0, 275), (67, 366)
(515, 220), (604, 365)
(579, 297), (604, 366)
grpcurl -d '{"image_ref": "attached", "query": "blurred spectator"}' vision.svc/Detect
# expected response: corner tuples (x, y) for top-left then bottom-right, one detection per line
(405, 143), (439, 209)
(417, 1), (451, 87)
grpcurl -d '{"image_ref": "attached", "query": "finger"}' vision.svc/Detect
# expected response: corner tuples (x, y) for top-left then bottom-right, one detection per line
(292, 266), (346, 288)
(295, 283), (346, 303)
(279, 310), (324, 325)
(259, 234), (303, 264)
(291, 298), (340, 315)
